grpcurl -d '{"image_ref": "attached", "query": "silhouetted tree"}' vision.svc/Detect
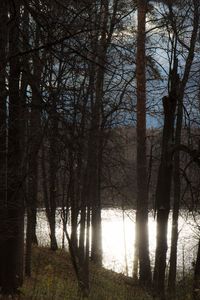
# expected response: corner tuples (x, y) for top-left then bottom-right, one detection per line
(135, 0), (152, 286)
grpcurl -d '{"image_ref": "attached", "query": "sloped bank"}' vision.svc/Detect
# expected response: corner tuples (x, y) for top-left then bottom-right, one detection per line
(20, 247), (194, 300)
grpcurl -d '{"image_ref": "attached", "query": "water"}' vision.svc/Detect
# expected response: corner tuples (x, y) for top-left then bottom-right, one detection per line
(36, 208), (199, 277)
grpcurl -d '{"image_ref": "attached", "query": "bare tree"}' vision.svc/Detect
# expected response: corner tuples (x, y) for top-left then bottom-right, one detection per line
(134, 0), (152, 286)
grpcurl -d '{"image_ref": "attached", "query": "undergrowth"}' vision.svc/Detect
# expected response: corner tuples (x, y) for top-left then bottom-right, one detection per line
(19, 247), (194, 300)
(20, 247), (151, 300)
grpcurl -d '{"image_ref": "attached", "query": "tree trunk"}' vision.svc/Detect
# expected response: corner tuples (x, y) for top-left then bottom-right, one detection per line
(41, 142), (58, 251)
(135, 0), (152, 286)
(48, 101), (58, 251)
(193, 240), (200, 300)
(0, 0), (8, 291)
(68, 149), (78, 252)
(168, 1), (199, 293)
(90, 0), (110, 266)
(168, 97), (183, 293)
(81, 205), (90, 297)
(167, 164), (180, 293)
(153, 59), (178, 298)
(79, 203), (86, 262)
(25, 19), (44, 275)
(1, 1), (25, 293)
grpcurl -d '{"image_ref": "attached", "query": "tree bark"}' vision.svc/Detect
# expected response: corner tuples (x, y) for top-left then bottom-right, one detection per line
(25, 13), (43, 277)
(193, 240), (200, 300)
(48, 99), (59, 251)
(135, 0), (152, 286)
(89, 0), (108, 265)
(168, 95), (182, 293)
(0, 0), (8, 291)
(153, 63), (178, 297)
(168, 1), (199, 292)
(2, 0), (25, 293)
(41, 139), (58, 251)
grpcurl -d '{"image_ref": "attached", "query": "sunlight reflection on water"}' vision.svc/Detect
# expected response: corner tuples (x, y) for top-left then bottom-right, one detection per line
(36, 209), (199, 277)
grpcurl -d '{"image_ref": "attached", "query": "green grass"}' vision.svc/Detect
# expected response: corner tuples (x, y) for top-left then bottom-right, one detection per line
(20, 247), (194, 300)
(20, 247), (152, 300)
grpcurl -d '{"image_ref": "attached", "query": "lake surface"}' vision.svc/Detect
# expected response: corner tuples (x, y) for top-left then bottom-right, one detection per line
(36, 209), (199, 277)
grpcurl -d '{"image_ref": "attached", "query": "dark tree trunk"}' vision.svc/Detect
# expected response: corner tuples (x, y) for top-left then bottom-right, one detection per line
(153, 112), (174, 298)
(78, 176), (90, 296)
(167, 166), (180, 292)
(78, 106), (87, 264)
(49, 217), (58, 251)
(90, 131), (102, 265)
(71, 189), (78, 253)
(168, 1), (199, 293)
(135, 0), (152, 286)
(48, 101), (58, 251)
(90, 0), (110, 265)
(41, 142), (58, 251)
(193, 240), (200, 300)
(68, 149), (78, 252)
(79, 205), (91, 298)
(1, 1), (25, 294)
(168, 97), (182, 293)
(25, 20), (44, 276)
(77, 136), (94, 296)
(79, 203), (86, 262)
(0, 0), (8, 291)
(153, 60), (179, 298)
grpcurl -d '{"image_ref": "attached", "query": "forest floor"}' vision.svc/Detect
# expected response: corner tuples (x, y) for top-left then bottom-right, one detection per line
(20, 247), (193, 300)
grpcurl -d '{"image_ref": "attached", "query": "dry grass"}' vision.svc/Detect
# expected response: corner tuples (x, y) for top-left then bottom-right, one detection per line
(17, 247), (195, 300)
(20, 247), (152, 300)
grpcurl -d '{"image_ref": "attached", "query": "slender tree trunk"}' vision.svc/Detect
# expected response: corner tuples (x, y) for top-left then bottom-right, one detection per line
(135, 0), (152, 286)
(0, 0), (8, 291)
(167, 166), (180, 293)
(81, 205), (90, 297)
(25, 20), (44, 275)
(167, 2), (199, 291)
(90, 0), (110, 265)
(42, 137), (58, 251)
(133, 225), (139, 279)
(68, 149), (78, 252)
(49, 216), (58, 251)
(48, 101), (58, 251)
(168, 97), (183, 293)
(193, 240), (200, 300)
(90, 125), (102, 265)
(78, 177), (89, 296)
(71, 184), (78, 253)
(79, 203), (86, 261)
(78, 141), (93, 295)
